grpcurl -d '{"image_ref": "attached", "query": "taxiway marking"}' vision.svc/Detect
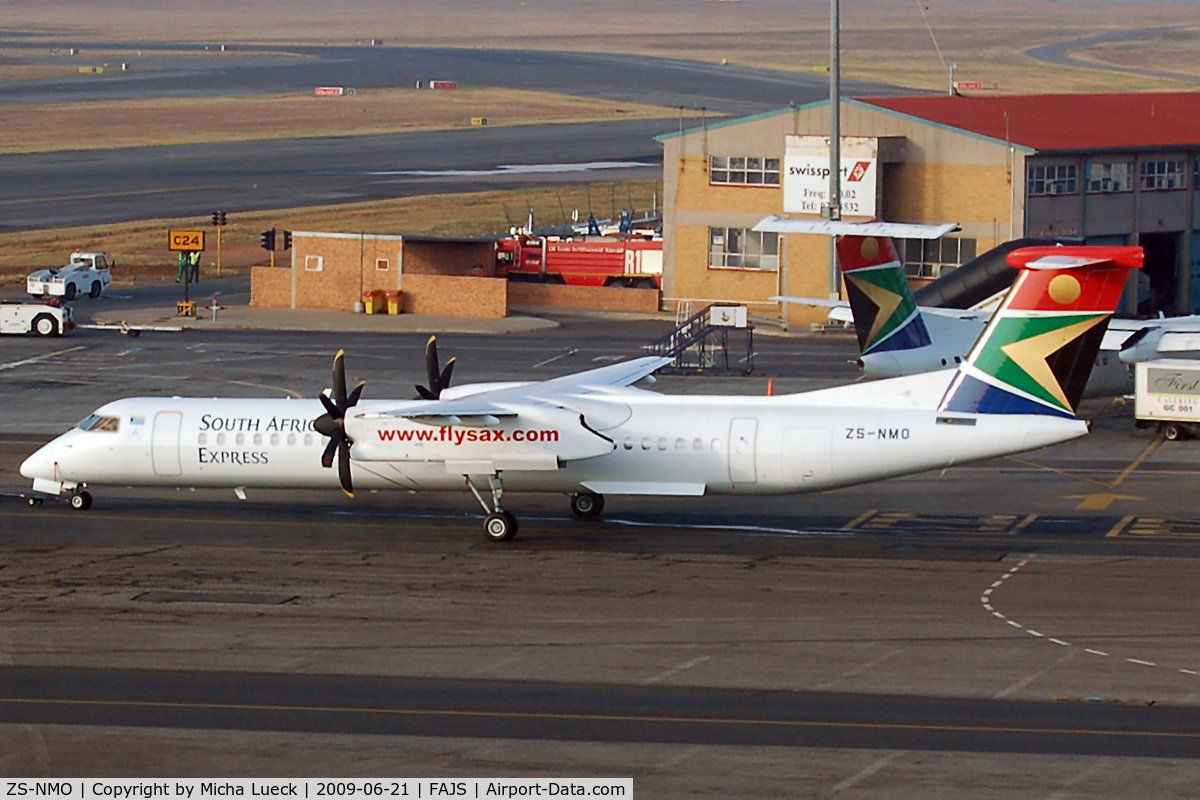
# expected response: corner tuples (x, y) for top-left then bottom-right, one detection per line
(0, 346), (87, 372)
(982, 557), (1200, 682)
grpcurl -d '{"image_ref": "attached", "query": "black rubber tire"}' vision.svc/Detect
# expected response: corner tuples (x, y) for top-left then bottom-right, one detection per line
(69, 491), (92, 511)
(89, 280), (102, 298)
(64, 283), (77, 301)
(32, 313), (58, 337)
(1164, 423), (1184, 441)
(570, 492), (605, 519)
(483, 510), (518, 542)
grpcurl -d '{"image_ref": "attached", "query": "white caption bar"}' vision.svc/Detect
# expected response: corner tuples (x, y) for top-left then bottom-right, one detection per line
(2, 780), (632, 800)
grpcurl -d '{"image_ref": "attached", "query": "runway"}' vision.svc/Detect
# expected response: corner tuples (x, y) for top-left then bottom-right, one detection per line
(2, 667), (1197, 758)
(0, 42), (908, 230)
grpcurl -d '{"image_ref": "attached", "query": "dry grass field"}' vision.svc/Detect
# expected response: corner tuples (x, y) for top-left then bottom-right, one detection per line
(0, 180), (663, 282)
(6, 0), (1200, 93)
(0, 88), (677, 154)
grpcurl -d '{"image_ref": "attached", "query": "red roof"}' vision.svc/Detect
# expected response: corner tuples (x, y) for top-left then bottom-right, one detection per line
(858, 93), (1200, 151)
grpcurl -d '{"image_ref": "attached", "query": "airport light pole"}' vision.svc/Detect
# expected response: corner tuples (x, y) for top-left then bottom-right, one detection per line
(825, 0), (843, 300)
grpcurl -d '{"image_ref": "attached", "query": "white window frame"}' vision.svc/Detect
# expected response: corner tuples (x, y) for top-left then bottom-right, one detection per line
(710, 155), (781, 187)
(376, 258), (390, 271)
(1028, 164), (1078, 197)
(305, 255), (323, 272)
(1139, 160), (1187, 191)
(709, 227), (781, 272)
(1086, 162), (1133, 194)
(896, 237), (978, 279)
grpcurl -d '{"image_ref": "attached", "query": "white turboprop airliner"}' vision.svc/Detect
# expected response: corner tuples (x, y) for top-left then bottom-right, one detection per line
(759, 218), (1200, 391)
(21, 245), (1140, 542)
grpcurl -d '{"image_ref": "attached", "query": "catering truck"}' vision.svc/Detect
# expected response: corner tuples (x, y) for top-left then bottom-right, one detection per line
(1134, 359), (1200, 440)
(27, 251), (113, 300)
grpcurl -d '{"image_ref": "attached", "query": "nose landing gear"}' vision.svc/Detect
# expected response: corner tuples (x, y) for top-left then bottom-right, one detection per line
(467, 475), (519, 542)
(69, 490), (93, 511)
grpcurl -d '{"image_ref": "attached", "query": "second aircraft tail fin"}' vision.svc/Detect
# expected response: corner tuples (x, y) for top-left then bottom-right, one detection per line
(837, 234), (931, 356)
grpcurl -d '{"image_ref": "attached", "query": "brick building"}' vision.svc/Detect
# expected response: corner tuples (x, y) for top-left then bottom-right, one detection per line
(657, 92), (1200, 325)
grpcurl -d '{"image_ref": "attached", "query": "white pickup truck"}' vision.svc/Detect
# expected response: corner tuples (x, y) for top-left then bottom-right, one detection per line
(27, 251), (113, 300)
(0, 300), (73, 336)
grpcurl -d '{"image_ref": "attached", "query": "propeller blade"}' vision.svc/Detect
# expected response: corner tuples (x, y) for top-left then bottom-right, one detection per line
(332, 350), (348, 409)
(320, 434), (341, 469)
(346, 381), (366, 408)
(425, 336), (442, 397)
(415, 384), (436, 400)
(438, 357), (456, 393)
(318, 392), (339, 419)
(337, 439), (354, 497)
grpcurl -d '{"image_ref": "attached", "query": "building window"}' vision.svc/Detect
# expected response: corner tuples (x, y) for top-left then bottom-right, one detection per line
(1086, 162), (1133, 194)
(710, 156), (781, 187)
(1140, 160), (1187, 191)
(709, 227), (781, 271)
(305, 255), (323, 272)
(376, 258), (390, 271)
(1027, 164), (1078, 197)
(896, 237), (978, 279)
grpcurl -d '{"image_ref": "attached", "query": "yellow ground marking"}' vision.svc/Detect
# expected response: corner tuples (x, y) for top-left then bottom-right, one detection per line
(1064, 492), (1143, 512)
(1062, 435), (1163, 510)
(1105, 516), (1136, 538)
(1006, 457), (1113, 490)
(0, 696), (1195, 741)
(841, 509), (878, 530)
(1110, 435), (1164, 489)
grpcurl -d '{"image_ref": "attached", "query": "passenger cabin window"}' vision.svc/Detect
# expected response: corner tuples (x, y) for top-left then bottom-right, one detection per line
(78, 415), (120, 432)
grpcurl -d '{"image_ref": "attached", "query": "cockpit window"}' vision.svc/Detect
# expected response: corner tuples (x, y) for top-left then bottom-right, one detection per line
(77, 414), (120, 432)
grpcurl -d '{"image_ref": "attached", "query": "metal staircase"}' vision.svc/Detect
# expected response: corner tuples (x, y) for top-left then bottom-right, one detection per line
(649, 302), (754, 375)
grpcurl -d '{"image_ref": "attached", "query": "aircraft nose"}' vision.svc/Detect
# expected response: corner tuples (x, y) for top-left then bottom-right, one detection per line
(20, 443), (57, 480)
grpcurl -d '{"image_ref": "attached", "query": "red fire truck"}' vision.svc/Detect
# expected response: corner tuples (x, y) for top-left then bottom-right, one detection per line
(494, 235), (662, 289)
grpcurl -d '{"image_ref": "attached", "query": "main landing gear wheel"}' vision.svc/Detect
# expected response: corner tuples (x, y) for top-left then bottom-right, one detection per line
(484, 511), (518, 542)
(69, 491), (92, 511)
(570, 492), (605, 519)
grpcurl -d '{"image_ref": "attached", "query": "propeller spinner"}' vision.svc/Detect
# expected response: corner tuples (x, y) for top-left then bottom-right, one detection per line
(313, 350), (365, 497)
(415, 335), (456, 400)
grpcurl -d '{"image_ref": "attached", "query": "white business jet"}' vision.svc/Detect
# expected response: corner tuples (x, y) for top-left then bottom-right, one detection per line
(21, 245), (1140, 542)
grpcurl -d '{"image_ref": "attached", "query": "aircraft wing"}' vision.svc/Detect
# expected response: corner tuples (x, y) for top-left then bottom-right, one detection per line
(362, 356), (671, 422)
(530, 355), (673, 394)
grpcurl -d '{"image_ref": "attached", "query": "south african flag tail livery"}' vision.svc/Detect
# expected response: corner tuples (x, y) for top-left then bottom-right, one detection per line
(839, 233), (932, 357)
(940, 246), (1144, 418)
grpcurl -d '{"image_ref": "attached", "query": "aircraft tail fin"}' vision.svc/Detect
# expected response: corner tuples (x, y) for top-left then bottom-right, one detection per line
(837, 234), (931, 356)
(939, 246), (1143, 417)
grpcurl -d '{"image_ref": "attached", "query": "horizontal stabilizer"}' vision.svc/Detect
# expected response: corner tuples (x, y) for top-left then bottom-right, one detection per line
(753, 217), (959, 239)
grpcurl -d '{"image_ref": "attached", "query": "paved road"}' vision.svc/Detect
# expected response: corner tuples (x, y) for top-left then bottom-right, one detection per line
(0, 42), (909, 231)
(1026, 26), (1200, 85)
